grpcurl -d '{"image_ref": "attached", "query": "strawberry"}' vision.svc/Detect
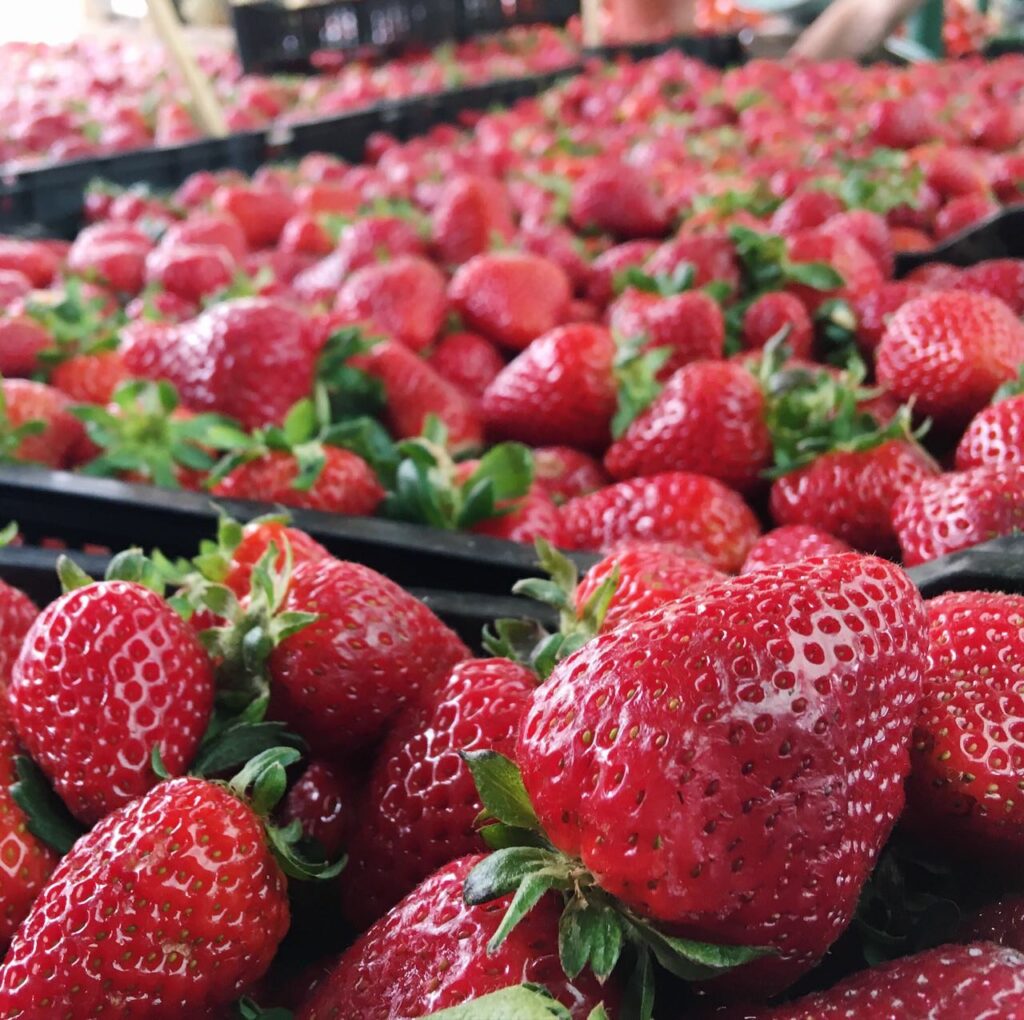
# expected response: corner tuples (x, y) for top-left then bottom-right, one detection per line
(820, 209), (895, 278)
(0, 239), (58, 288)
(213, 183), (297, 249)
(769, 189), (844, 236)
(926, 147), (991, 199)
(585, 239), (659, 307)
(604, 360), (771, 491)
(66, 223), (152, 295)
(533, 446), (609, 504)
(906, 262), (962, 287)
(574, 541), (725, 632)
(741, 524), (853, 574)
(961, 898), (1024, 952)
(9, 565), (215, 825)
(953, 258), (1024, 315)
(770, 438), (938, 555)
(431, 173), (516, 265)
(0, 269), (32, 308)
(519, 222), (593, 293)
(645, 233), (741, 295)
(0, 700), (56, 951)
(608, 285), (726, 378)
(130, 298), (320, 432)
(0, 754), (308, 1016)
(341, 658), (536, 928)
(144, 242), (236, 303)
(0, 378), (86, 469)
(869, 97), (938, 149)
(753, 943), (1024, 1018)
(282, 759), (358, 860)
(560, 471), (760, 571)
(469, 481), (564, 545)
(481, 324), (616, 452)
(934, 193), (999, 240)
(352, 339), (484, 452)
(334, 255), (447, 353)
(160, 213), (248, 261)
(890, 226), (933, 253)
(50, 349), (128, 404)
(278, 213), (334, 257)
(426, 331), (505, 400)
(217, 519), (330, 600)
(892, 465), (1024, 566)
(785, 229), (883, 312)
(449, 251), (571, 350)
(0, 315), (52, 377)
(742, 291), (814, 358)
(264, 557), (469, 753)
(569, 160), (671, 238)
(876, 290), (1024, 433)
(468, 553), (926, 1000)
(956, 382), (1024, 470)
(903, 592), (1024, 861)
(300, 855), (615, 1019)
(849, 281), (922, 354)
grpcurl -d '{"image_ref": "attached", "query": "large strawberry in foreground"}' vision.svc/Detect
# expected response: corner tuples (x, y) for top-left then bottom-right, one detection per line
(464, 554), (927, 1005)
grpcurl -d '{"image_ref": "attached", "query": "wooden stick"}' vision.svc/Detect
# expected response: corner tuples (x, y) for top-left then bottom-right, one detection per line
(147, 0), (229, 138)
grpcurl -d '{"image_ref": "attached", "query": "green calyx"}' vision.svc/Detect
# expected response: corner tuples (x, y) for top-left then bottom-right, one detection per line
(26, 277), (124, 370)
(73, 379), (245, 488)
(237, 999), (294, 1020)
(315, 327), (386, 424)
(613, 262), (696, 299)
(56, 545), (169, 597)
(382, 416), (534, 532)
(460, 751), (769, 1020)
(226, 747), (345, 882)
(484, 539), (618, 680)
(993, 364), (1024, 404)
(729, 225), (844, 300)
(750, 336), (927, 478)
(611, 334), (672, 439)
(417, 984), (610, 1019)
(11, 754), (86, 855)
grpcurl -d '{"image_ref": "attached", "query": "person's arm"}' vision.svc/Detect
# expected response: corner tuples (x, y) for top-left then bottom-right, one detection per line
(790, 0), (924, 59)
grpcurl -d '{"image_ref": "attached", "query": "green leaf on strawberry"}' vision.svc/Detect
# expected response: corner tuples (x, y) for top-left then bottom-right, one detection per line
(611, 335), (672, 439)
(11, 754), (87, 855)
(993, 364), (1024, 403)
(416, 983), (604, 1020)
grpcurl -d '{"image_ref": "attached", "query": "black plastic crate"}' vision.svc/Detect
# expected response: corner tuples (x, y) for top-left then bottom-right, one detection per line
(581, 32), (746, 67)
(0, 465), (598, 597)
(231, 0), (460, 74)
(894, 204), (1024, 277)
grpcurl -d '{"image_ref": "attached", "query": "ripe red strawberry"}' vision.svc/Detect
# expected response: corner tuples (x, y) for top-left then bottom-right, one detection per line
(892, 465), (1024, 566)
(2, 378), (86, 469)
(282, 759), (358, 859)
(820, 209), (895, 278)
(10, 576), (214, 825)
(850, 281), (922, 354)
(742, 291), (814, 358)
(926, 147), (991, 199)
(741, 524), (853, 574)
(569, 160), (671, 239)
(0, 575), (35, 691)
(876, 290), (1024, 432)
(519, 222), (592, 293)
(890, 226), (933, 253)
(144, 243), (235, 303)
(934, 193), (999, 240)
(575, 541), (725, 632)
(352, 339), (484, 452)
(267, 557), (469, 752)
(560, 471), (760, 571)
(770, 439), (938, 555)
(0, 239), (59, 287)
(334, 255), (447, 353)
(426, 331), (505, 400)
(301, 855), (615, 1019)
(769, 189), (844, 236)
(0, 269), (32, 308)
(213, 446), (384, 517)
(533, 446), (609, 504)
(961, 898), (1024, 952)
(213, 183), (297, 249)
(128, 298), (320, 432)
(786, 230), (883, 312)
(431, 174), (516, 265)
(0, 767), (293, 1016)
(470, 482), (564, 546)
(608, 287), (726, 378)
(953, 258), (1024, 315)
(869, 97), (938, 149)
(341, 659), (536, 928)
(161, 213), (248, 261)
(586, 239), (659, 307)
(449, 251), (571, 350)
(66, 223), (152, 295)
(481, 324), (616, 452)
(0, 700), (56, 951)
(278, 212), (334, 257)
(906, 262), (962, 287)
(645, 233), (741, 295)
(903, 592), (1024, 861)
(0, 315), (52, 376)
(219, 520), (330, 600)
(956, 389), (1024, 470)
(502, 553), (926, 996)
(50, 349), (128, 404)
(605, 360), (771, 491)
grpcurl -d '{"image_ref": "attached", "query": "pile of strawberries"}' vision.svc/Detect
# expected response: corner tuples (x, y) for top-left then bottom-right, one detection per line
(1, 53), (1024, 574)
(0, 493), (1019, 1016)
(0, 23), (580, 170)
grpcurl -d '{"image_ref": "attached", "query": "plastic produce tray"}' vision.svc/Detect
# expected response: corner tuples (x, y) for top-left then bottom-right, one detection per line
(894, 204), (1024, 276)
(581, 32), (745, 65)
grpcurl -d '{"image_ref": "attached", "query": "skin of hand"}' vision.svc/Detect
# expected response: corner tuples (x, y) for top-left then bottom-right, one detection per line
(790, 0), (924, 60)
